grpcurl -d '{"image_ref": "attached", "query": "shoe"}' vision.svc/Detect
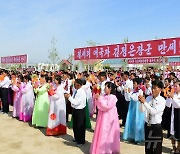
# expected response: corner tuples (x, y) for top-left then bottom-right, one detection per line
(120, 125), (125, 128)
(72, 139), (76, 143)
(175, 149), (180, 154)
(76, 143), (84, 147)
(3, 113), (8, 116)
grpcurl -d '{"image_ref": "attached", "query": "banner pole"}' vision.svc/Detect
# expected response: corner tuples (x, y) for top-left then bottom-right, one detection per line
(87, 60), (89, 73)
(162, 56), (165, 82)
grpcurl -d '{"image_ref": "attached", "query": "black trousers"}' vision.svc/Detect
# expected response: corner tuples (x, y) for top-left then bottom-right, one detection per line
(0, 87), (2, 110)
(66, 99), (72, 122)
(1, 88), (9, 113)
(145, 123), (163, 154)
(116, 91), (124, 120)
(72, 107), (86, 144)
(174, 108), (180, 141)
(122, 99), (130, 126)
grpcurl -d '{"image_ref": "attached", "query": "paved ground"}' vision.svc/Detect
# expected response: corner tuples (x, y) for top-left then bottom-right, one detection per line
(0, 108), (172, 154)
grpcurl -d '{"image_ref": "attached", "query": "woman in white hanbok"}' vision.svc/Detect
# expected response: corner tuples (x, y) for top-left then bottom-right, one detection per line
(21, 75), (35, 122)
(46, 76), (66, 136)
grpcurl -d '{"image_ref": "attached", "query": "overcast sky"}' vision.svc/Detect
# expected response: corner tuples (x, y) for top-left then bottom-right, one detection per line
(0, 0), (180, 63)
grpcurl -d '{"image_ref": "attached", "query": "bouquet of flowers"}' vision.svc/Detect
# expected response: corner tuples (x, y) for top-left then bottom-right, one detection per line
(47, 83), (56, 96)
(32, 74), (39, 88)
(11, 75), (17, 85)
(0, 75), (4, 81)
(93, 84), (101, 94)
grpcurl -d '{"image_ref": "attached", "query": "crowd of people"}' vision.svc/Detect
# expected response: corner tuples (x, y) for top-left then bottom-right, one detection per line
(0, 67), (179, 154)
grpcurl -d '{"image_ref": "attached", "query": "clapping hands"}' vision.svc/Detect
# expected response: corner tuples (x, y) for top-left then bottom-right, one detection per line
(64, 93), (71, 99)
(166, 91), (174, 98)
(138, 95), (146, 104)
(94, 93), (100, 100)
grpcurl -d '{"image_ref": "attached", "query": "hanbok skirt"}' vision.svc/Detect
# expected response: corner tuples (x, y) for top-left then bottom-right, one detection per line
(123, 99), (145, 143)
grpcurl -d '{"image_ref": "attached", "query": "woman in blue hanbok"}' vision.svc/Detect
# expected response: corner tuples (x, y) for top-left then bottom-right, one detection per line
(123, 78), (145, 143)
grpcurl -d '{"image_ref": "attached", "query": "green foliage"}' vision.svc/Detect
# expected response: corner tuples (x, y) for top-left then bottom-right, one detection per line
(48, 37), (60, 64)
(103, 65), (114, 71)
(86, 40), (100, 47)
(122, 37), (129, 43)
(18, 64), (22, 68)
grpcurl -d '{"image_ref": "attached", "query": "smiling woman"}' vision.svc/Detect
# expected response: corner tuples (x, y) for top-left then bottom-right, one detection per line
(46, 75), (67, 136)
(90, 82), (120, 154)
(32, 76), (50, 127)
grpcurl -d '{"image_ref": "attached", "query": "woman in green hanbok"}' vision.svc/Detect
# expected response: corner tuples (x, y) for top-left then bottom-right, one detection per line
(32, 75), (50, 127)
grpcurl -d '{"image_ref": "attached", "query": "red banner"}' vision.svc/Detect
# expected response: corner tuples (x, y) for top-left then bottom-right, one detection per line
(169, 62), (180, 66)
(1, 54), (28, 64)
(128, 57), (164, 64)
(74, 37), (180, 60)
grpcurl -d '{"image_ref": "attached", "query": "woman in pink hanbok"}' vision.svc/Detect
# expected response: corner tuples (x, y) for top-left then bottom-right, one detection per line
(90, 82), (120, 154)
(11, 74), (24, 118)
(21, 74), (35, 122)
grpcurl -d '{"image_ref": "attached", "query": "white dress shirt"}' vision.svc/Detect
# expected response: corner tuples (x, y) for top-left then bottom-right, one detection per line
(166, 93), (180, 135)
(117, 79), (133, 95)
(82, 81), (92, 100)
(140, 95), (166, 124)
(100, 80), (107, 95)
(117, 85), (123, 94)
(124, 79), (133, 90)
(145, 87), (152, 96)
(0, 76), (11, 88)
(68, 87), (86, 109)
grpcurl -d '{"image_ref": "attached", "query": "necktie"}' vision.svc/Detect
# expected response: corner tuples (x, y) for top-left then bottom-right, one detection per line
(64, 79), (68, 91)
(73, 90), (77, 98)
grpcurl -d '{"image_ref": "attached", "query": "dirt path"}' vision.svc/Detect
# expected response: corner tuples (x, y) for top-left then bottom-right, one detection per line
(0, 109), (172, 154)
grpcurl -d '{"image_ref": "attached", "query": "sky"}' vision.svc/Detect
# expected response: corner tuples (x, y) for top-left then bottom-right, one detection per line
(0, 0), (180, 64)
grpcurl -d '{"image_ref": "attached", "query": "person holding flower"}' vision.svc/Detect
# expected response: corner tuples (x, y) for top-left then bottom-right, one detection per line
(90, 82), (120, 154)
(32, 75), (50, 127)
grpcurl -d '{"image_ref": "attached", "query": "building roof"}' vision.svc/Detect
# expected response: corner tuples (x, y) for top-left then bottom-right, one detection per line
(60, 60), (72, 66)
(80, 59), (103, 65)
(102, 59), (123, 64)
(168, 57), (180, 62)
(101, 57), (180, 65)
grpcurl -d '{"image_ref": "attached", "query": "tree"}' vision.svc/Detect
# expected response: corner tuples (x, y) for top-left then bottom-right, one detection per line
(48, 37), (60, 71)
(85, 40), (101, 72)
(122, 37), (129, 43)
(122, 37), (129, 71)
(155, 36), (158, 40)
(86, 39), (100, 47)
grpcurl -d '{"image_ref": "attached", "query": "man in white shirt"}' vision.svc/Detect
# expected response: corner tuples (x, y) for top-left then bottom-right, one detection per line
(169, 72), (176, 86)
(118, 71), (133, 126)
(0, 70), (10, 114)
(98, 72), (107, 95)
(108, 72), (115, 83)
(62, 72), (72, 94)
(145, 77), (152, 98)
(139, 80), (166, 154)
(95, 72), (108, 118)
(62, 72), (72, 122)
(64, 79), (86, 146)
